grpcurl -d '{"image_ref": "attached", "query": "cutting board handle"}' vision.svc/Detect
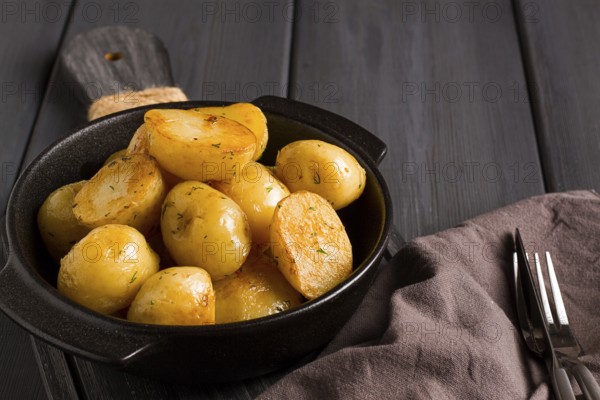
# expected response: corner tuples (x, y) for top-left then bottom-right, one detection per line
(60, 25), (176, 106)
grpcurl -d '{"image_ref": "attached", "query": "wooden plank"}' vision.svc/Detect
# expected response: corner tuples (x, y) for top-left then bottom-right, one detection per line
(21, 0), (293, 398)
(514, 0), (600, 191)
(0, 320), (45, 400)
(291, 0), (545, 240)
(0, 0), (71, 215)
(31, 339), (79, 400)
(0, 4), (74, 400)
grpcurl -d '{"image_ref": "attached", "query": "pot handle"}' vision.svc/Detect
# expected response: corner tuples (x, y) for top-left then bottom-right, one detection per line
(0, 215), (161, 365)
(252, 96), (388, 165)
(60, 25), (176, 106)
(1, 215), (8, 268)
(383, 226), (406, 262)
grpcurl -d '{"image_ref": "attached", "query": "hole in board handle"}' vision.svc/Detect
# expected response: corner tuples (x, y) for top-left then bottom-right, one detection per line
(104, 52), (123, 61)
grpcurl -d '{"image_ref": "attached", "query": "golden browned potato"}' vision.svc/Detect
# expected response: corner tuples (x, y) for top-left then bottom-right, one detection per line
(274, 140), (366, 210)
(145, 109), (256, 182)
(193, 103), (268, 160)
(103, 149), (128, 166)
(37, 181), (91, 262)
(58, 224), (160, 314)
(127, 266), (215, 325)
(212, 162), (289, 244)
(161, 181), (252, 280)
(73, 154), (167, 235)
(270, 191), (352, 300)
(214, 253), (303, 323)
(126, 123), (182, 188)
(126, 124), (149, 154)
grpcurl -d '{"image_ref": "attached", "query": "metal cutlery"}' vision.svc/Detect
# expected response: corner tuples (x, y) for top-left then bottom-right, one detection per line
(513, 228), (600, 400)
(533, 251), (600, 399)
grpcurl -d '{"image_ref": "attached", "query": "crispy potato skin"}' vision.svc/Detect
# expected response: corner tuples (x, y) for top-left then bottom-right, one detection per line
(57, 224), (160, 314)
(126, 123), (182, 188)
(73, 154), (167, 235)
(127, 266), (215, 325)
(103, 149), (128, 166)
(161, 181), (252, 280)
(45, 105), (365, 322)
(37, 181), (91, 262)
(193, 103), (268, 160)
(270, 191), (352, 300)
(145, 109), (256, 182)
(212, 162), (289, 244)
(214, 253), (303, 323)
(126, 124), (150, 155)
(274, 140), (366, 210)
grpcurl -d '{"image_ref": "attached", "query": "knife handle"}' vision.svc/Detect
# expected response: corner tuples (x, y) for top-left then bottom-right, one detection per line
(552, 366), (576, 400)
(571, 363), (600, 400)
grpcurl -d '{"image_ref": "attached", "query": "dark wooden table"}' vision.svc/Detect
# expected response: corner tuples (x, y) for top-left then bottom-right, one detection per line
(1, 0), (599, 398)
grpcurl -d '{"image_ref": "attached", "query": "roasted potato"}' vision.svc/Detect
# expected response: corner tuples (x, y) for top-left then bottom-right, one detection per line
(127, 266), (215, 325)
(193, 103), (268, 160)
(37, 181), (91, 262)
(73, 154), (167, 235)
(270, 191), (352, 299)
(126, 124), (149, 155)
(212, 162), (289, 244)
(274, 140), (366, 210)
(145, 109), (256, 182)
(57, 224), (160, 314)
(103, 149), (128, 166)
(126, 123), (182, 188)
(214, 253), (303, 323)
(161, 181), (252, 280)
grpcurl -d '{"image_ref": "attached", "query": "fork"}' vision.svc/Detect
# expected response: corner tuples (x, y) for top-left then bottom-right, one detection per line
(533, 251), (600, 399)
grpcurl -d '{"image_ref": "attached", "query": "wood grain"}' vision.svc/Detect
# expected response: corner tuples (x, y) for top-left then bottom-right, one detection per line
(60, 25), (176, 105)
(290, 0), (545, 240)
(514, 0), (600, 191)
(0, 2), (70, 212)
(0, 4), (73, 400)
(31, 339), (79, 400)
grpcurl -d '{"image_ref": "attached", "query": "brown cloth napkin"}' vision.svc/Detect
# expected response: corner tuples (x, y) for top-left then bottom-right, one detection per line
(259, 190), (600, 400)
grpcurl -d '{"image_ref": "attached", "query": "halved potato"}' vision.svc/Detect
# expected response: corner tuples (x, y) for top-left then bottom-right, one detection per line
(37, 181), (91, 262)
(58, 224), (160, 314)
(161, 181), (252, 280)
(103, 149), (128, 166)
(127, 266), (215, 325)
(73, 154), (167, 235)
(274, 140), (366, 210)
(270, 191), (352, 299)
(212, 162), (289, 244)
(192, 103), (268, 160)
(145, 109), (256, 182)
(126, 123), (182, 188)
(214, 253), (303, 323)
(126, 124), (149, 155)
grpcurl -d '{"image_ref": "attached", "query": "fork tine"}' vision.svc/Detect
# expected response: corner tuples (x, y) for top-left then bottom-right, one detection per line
(513, 252), (518, 288)
(546, 252), (569, 326)
(534, 253), (555, 325)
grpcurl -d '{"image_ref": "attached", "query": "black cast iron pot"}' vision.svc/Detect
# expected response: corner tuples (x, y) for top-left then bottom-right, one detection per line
(0, 93), (396, 383)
